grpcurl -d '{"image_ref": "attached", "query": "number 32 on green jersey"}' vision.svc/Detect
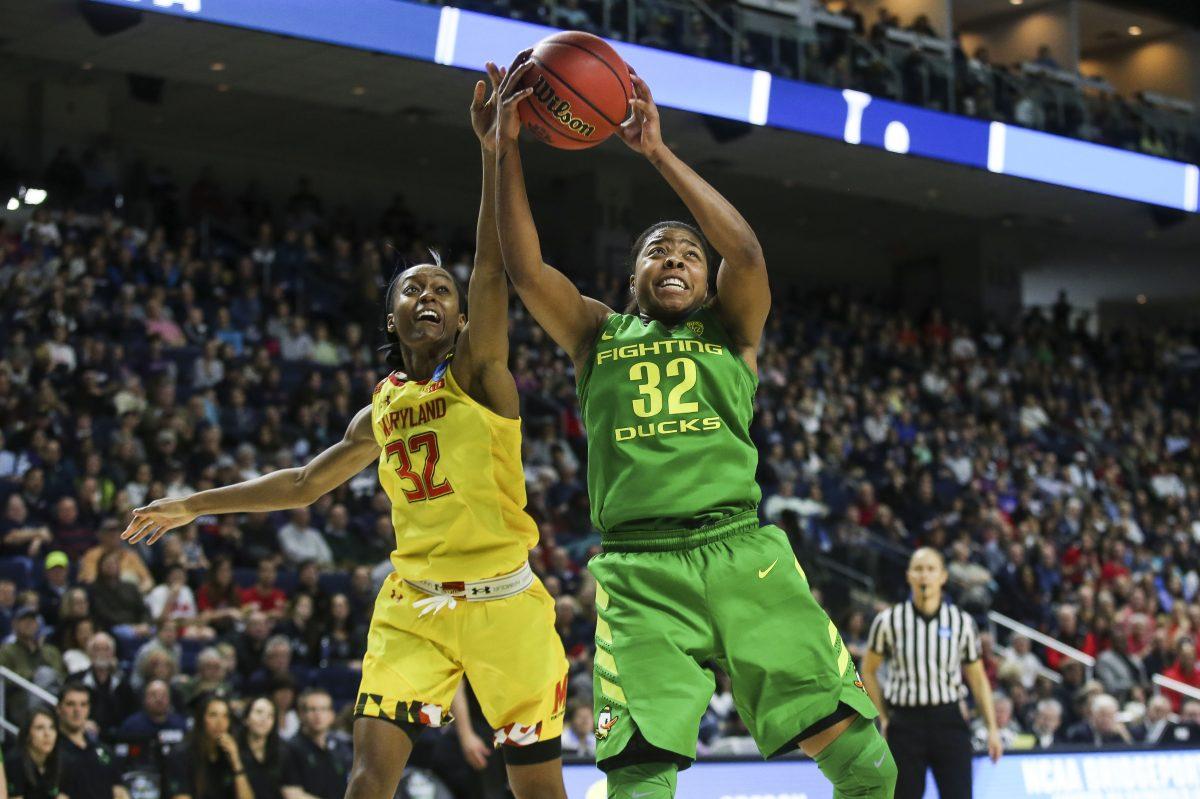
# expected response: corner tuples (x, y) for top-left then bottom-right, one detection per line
(629, 357), (699, 418)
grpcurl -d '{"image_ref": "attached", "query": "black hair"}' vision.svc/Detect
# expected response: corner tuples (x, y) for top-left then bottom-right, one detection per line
(624, 220), (712, 314)
(189, 693), (234, 798)
(58, 680), (91, 705)
(378, 250), (467, 372)
(238, 696), (283, 777)
(18, 708), (62, 792)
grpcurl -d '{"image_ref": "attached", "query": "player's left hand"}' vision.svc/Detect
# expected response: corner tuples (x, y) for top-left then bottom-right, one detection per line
(986, 729), (1003, 763)
(122, 496), (197, 545)
(618, 72), (665, 160)
(460, 730), (492, 770)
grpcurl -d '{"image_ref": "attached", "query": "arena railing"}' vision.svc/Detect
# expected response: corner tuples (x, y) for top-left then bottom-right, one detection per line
(994, 644), (1063, 684)
(1152, 673), (1200, 704)
(0, 666), (59, 742)
(987, 610), (1096, 680)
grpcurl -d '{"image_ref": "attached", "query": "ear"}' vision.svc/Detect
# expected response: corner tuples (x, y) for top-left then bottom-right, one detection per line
(628, 274), (636, 293)
(456, 314), (466, 333)
(386, 313), (395, 333)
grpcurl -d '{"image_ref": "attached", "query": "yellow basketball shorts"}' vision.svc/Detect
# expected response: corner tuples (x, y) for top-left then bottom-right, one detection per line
(354, 570), (569, 755)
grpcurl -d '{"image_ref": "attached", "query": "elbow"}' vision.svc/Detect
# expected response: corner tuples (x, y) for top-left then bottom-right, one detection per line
(292, 468), (319, 506)
(735, 240), (766, 270)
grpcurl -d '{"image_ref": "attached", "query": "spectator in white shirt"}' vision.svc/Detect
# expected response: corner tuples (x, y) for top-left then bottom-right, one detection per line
(1003, 634), (1043, 689)
(145, 563), (199, 627)
(1019, 395), (1050, 433)
(560, 702), (596, 758)
(277, 507), (333, 567)
(279, 316), (314, 362)
(763, 481), (827, 525)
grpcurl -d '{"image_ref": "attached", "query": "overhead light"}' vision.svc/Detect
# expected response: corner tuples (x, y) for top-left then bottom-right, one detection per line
(1128, 25), (1143, 36)
(210, 61), (226, 71)
(351, 86), (367, 96)
(5, 198), (18, 211)
(1010, 0), (1023, 5)
(22, 188), (47, 205)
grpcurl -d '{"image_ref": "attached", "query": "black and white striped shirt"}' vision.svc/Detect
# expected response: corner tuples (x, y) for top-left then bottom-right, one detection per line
(867, 600), (981, 707)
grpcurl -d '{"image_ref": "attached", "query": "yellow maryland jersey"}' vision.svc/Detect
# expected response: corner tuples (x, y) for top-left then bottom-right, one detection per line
(370, 359), (538, 582)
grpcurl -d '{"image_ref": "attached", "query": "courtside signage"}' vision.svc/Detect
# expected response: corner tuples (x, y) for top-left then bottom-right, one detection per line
(563, 750), (1200, 798)
(92, 0), (1199, 212)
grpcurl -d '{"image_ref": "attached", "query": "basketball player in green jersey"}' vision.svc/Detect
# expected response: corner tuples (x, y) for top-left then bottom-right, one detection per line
(493, 60), (896, 799)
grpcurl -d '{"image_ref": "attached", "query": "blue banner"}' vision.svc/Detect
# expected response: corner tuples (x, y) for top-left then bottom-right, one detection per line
(564, 750), (1200, 799)
(90, 0), (1200, 212)
(997, 123), (1198, 212)
(91, 0), (440, 61)
(766, 81), (991, 170)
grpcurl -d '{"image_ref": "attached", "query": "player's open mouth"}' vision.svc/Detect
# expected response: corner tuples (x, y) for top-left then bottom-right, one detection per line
(656, 277), (688, 293)
(415, 308), (442, 324)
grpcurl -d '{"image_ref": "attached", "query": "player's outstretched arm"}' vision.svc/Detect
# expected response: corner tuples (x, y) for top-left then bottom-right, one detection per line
(122, 405), (381, 545)
(620, 74), (770, 364)
(456, 59), (526, 419)
(494, 50), (612, 366)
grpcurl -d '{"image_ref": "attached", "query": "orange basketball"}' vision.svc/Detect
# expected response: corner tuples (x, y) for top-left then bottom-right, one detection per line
(517, 31), (633, 150)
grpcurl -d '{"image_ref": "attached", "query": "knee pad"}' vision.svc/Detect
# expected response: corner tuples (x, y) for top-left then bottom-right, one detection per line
(606, 762), (678, 799)
(814, 716), (897, 799)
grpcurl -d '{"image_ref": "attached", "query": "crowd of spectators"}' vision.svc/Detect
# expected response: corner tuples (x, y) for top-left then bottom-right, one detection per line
(429, 0), (1199, 165)
(2, 142), (1200, 795)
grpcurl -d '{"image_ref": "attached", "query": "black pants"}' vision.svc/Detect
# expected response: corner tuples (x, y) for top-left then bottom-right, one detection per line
(887, 704), (973, 799)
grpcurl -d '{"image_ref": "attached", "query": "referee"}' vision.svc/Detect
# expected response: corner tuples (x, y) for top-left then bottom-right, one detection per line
(861, 548), (1002, 799)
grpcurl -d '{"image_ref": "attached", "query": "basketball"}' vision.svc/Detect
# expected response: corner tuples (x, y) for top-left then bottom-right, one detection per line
(517, 31), (632, 150)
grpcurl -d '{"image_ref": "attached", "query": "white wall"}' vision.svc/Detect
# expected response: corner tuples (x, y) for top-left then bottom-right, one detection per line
(959, 3), (1076, 70)
(1020, 238), (1200, 324)
(1080, 31), (1200, 103)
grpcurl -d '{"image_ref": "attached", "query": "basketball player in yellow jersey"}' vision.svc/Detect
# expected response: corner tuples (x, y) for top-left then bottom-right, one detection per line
(121, 60), (569, 799)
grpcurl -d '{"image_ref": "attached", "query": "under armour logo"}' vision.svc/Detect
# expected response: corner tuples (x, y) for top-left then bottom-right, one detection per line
(470, 586), (493, 595)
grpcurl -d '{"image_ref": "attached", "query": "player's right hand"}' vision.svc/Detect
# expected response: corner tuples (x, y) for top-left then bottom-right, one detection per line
(495, 48), (535, 145)
(121, 497), (198, 545)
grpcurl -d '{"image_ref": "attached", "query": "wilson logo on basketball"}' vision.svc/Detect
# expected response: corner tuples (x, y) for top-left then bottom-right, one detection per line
(529, 75), (596, 138)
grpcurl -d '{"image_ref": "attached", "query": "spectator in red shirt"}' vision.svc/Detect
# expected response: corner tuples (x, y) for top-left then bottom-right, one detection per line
(196, 555), (243, 636)
(1161, 639), (1200, 713)
(240, 559), (286, 620)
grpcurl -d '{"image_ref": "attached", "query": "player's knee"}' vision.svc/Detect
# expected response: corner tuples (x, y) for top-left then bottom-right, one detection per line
(813, 716), (896, 798)
(853, 742), (897, 797)
(346, 742), (407, 799)
(606, 762), (678, 799)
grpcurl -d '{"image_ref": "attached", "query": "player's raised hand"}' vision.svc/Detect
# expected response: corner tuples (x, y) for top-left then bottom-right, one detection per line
(471, 61), (507, 151)
(495, 48), (535, 145)
(618, 72), (664, 160)
(122, 496), (197, 545)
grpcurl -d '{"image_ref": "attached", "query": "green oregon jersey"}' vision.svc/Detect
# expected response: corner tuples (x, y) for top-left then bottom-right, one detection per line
(577, 307), (761, 536)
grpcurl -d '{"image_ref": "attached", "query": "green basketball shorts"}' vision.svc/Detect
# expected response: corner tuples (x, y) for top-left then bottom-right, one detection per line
(589, 511), (878, 769)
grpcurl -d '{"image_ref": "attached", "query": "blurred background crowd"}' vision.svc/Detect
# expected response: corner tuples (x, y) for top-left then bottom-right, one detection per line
(0, 132), (1197, 797)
